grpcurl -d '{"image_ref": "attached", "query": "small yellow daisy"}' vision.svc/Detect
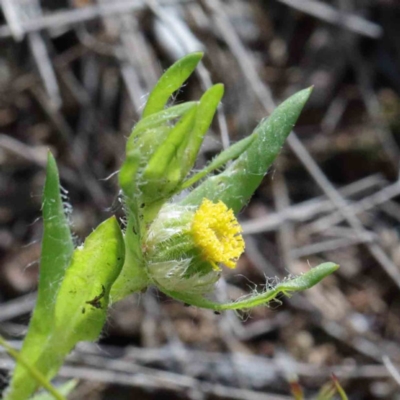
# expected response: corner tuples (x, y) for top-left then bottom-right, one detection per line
(191, 199), (245, 270)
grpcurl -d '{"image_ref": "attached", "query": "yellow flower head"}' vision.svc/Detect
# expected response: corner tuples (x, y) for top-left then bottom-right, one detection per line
(191, 199), (245, 270)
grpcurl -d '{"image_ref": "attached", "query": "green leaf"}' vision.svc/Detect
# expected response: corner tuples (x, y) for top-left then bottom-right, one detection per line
(119, 149), (141, 198)
(6, 153), (74, 400)
(52, 216), (124, 343)
(7, 217), (125, 399)
(181, 88), (312, 211)
(121, 103), (199, 223)
(116, 150), (149, 302)
(181, 133), (256, 190)
(128, 102), (197, 151)
(181, 84), (224, 175)
(159, 263), (339, 311)
(142, 52), (203, 118)
(316, 383), (336, 400)
(142, 105), (198, 200)
(110, 216), (149, 303)
(332, 375), (349, 400)
(0, 336), (67, 400)
(118, 148), (141, 234)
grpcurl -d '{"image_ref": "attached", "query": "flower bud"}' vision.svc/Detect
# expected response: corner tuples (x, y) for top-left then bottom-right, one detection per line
(144, 199), (245, 295)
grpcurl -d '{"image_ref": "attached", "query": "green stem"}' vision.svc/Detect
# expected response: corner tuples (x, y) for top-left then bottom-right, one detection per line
(0, 336), (66, 400)
(159, 263), (339, 311)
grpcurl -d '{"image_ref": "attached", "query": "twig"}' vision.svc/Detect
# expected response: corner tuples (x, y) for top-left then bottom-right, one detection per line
(275, 0), (382, 39)
(241, 174), (385, 234)
(383, 355), (400, 387)
(0, 0), (195, 38)
(291, 236), (373, 259)
(306, 180), (400, 234)
(28, 31), (62, 109)
(0, 293), (37, 323)
(272, 168), (295, 268)
(1, 0), (25, 39)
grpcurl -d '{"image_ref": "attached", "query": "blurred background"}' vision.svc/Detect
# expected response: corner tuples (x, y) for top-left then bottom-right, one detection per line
(1, 0), (400, 399)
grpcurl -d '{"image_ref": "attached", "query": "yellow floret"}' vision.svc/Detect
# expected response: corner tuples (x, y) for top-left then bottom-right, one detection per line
(191, 199), (245, 270)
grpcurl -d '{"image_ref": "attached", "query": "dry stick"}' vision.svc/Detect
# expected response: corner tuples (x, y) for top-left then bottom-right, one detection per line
(382, 356), (400, 387)
(70, 52), (113, 184)
(119, 13), (159, 87)
(142, 291), (207, 400)
(321, 226), (376, 241)
(66, 345), (291, 400)
(0, 293), (37, 323)
(59, 364), (292, 400)
(205, 0), (400, 292)
(30, 87), (109, 209)
(321, 319), (400, 362)
(305, 180), (400, 234)
(56, 60), (121, 146)
(272, 169), (295, 269)
(0, 134), (47, 167)
(380, 200), (400, 223)
(125, 18), (159, 89)
(0, 134), (80, 186)
(291, 236), (373, 259)
(79, 2), (153, 112)
(243, 235), (281, 277)
(2, 0), (62, 108)
(121, 343), (398, 376)
(78, 19), (146, 112)
(241, 174), (385, 234)
(28, 32), (62, 110)
(0, 0), (195, 38)
(0, 0), (25, 39)
(119, 16), (153, 111)
(2, 341), (398, 380)
(320, 93), (348, 135)
(214, 279), (255, 390)
(275, 0), (382, 39)
(8, 45), (86, 96)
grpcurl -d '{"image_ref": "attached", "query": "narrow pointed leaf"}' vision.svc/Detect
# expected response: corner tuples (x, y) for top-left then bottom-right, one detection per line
(332, 375), (349, 400)
(142, 106), (198, 197)
(142, 52), (203, 118)
(181, 133), (256, 190)
(128, 102), (197, 151)
(159, 263), (338, 312)
(118, 148), (141, 233)
(9, 217), (125, 399)
(137, 107), (199, 225)
(289, 380), (304, 400)
(316, 383), (336, 400)
(110, 216), (149, 303)
(182, 84), (224, 174)
(7, 153), (74, 400)
(181, 88), (312, 211)
(53, 216), (124, 342)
